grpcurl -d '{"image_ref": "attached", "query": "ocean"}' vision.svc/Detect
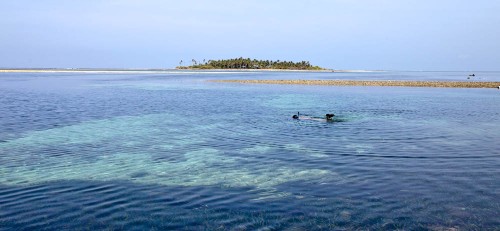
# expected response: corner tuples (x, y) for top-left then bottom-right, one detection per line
(1, 70), (499, 230)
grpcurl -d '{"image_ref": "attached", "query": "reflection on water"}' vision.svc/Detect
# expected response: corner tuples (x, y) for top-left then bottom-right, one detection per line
(0, 71), (499, 230)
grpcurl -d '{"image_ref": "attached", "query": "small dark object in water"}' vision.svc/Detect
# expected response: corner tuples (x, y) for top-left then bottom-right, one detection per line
(469, 74), (475, 77)
(325, 114), (335, 120)
(130, 171), (149, 179)
(292, 112), (300, 119)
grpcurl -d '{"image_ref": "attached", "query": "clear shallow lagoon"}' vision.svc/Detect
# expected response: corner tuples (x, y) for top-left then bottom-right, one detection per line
(0, 71), (499, 230)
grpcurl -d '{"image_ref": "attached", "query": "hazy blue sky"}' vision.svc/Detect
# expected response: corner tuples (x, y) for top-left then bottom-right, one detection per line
(1, 0), (499, 70)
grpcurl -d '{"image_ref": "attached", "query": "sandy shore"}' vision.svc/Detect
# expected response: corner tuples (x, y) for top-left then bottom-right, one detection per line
(0, 69), (176, 73)
(1, 68), (381, 73)
(0, 68), (334, 73)
(213, 80), (500, 88)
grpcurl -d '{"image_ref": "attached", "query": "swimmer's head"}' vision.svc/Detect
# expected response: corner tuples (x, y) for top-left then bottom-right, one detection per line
(292, 115), (299, 119)
(325, 114), (335, 120)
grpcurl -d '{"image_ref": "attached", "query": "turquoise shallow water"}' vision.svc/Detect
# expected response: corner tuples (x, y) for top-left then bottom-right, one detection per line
(0, 71), (499, 230)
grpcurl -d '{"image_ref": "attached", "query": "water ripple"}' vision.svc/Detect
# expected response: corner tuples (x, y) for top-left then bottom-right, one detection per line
(1, 72), (499, 230)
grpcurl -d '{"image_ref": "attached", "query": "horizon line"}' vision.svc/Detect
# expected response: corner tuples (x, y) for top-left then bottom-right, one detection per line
(0, 67), (496, 72)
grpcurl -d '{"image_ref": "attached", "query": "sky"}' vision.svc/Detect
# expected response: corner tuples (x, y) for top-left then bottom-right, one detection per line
(1, 0), (499, 70)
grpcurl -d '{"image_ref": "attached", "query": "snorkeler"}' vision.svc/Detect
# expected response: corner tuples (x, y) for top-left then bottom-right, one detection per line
(293, 112), (335, 121)
(325, 113), (335, 121)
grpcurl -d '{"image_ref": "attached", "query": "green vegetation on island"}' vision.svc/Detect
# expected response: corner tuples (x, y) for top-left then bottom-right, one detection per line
(176, 57), (325, 70)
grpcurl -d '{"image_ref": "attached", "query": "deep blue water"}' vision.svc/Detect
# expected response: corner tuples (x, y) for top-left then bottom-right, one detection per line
(1, 71), (499, 230)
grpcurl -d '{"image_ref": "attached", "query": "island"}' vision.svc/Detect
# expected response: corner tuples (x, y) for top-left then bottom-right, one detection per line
(176, 57), (326, 70)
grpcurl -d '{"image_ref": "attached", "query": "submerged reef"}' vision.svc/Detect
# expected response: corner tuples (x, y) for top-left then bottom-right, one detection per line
(213, 79), (500, 88)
